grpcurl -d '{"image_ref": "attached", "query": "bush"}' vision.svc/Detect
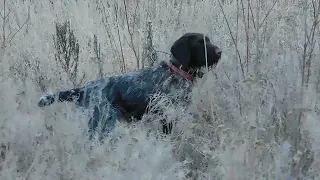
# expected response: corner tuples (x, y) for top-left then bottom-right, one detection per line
(53, 20), (80, 86)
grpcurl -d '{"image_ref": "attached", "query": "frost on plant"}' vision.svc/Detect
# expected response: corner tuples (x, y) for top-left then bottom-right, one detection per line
(1, 0), (320, 180)
(53, 20), (80, 86)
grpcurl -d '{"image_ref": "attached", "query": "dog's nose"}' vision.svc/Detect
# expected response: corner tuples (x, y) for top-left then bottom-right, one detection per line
(216, 51), (222, 58)
(215, 48), (222, 57)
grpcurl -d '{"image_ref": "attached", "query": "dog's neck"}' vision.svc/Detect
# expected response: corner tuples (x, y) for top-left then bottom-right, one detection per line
(170, 57), (195, 75)
(167, 61), (194, 81)
(157, 58), (195, 82)
(170, 56), (205, 78)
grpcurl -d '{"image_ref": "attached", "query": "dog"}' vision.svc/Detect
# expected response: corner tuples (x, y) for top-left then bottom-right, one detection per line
(38, 33), (222, 141)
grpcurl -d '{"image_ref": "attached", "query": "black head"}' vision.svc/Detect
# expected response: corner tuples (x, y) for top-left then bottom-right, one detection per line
(170, 33), (222, 75)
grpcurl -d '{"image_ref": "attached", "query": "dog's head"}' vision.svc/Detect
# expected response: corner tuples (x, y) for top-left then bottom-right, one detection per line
(170, 33), (222, 76)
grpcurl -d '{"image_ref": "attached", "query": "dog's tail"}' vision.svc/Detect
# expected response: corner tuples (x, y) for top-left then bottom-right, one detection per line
(38, 88), (82, 107)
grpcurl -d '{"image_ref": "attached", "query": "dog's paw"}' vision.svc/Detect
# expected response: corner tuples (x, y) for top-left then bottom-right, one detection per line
(38, 93), (55, 107)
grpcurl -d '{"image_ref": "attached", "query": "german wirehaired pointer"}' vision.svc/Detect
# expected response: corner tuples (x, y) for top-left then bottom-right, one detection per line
(38, 33), (222, 141)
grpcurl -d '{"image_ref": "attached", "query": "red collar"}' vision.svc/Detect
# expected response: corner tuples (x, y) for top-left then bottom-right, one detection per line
(167, 61), (195, 82)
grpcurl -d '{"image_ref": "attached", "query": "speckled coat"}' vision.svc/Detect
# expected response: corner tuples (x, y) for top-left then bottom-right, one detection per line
(38, 32), (222, 141)
(39, 61), (193, 140)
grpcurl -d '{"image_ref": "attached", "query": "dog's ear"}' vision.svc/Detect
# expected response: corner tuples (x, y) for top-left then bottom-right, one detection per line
(170, 36), (190, 68)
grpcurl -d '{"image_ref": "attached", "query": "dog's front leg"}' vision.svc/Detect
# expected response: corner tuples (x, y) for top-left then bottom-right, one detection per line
(160, 117), (173, 134)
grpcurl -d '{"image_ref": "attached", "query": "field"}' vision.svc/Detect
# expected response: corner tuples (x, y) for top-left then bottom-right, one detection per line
(0, 0), (320, 179)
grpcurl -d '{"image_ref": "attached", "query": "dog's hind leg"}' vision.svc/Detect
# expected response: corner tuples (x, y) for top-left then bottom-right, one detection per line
(87, 101), (122, 142)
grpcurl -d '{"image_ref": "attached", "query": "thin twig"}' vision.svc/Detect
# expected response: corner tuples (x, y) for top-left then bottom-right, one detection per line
(8, 6), (30, 45)
(235, 0), (243, 117)
(248, 1), (256, 30)
(253, 0), (261, 126)
(24, 156), (36, 180)
(155, 50), (171, 56)
(259, 0), (278, 29)
(2, 0), (6, 48)
(123, 0), (140, 69)
(246, 0), (250, 73)
(305, 0), (320, 86)
(0, 7), (11, 21)
(254, 0), (260, 78)
(218, 0), (245, 79)
(203, 34), (208, 71)
(114, 4), (126, 73)
(240, 0), (250, 74)
(236, 0), (239, 60)
(99, 1), (122, 67)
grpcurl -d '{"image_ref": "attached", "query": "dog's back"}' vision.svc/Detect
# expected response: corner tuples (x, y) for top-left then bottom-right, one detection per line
(80, 62), (191, 117)
(38, 61), (191, 119)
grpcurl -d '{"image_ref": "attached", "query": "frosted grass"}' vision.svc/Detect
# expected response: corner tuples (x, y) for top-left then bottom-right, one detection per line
(0, 0), (320, 179)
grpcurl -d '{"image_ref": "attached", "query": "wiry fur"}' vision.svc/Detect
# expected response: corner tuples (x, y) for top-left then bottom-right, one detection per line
(38, 33), (222, 141)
